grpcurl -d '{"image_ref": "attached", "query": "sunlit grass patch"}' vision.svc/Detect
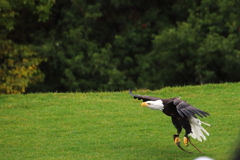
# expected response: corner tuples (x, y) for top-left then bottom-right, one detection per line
(0, 82), (239, 159)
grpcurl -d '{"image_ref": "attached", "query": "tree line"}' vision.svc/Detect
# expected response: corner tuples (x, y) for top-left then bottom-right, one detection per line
(1, 0), (240, 93)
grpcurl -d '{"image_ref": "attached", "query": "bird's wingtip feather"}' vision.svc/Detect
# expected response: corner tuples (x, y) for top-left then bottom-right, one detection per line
(129, 88), (136, 97)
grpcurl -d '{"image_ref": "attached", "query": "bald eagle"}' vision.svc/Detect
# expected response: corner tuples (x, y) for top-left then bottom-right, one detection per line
(129, 89), (210, 153)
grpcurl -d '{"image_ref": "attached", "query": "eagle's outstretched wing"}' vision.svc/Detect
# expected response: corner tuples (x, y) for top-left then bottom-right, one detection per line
(173, 99), (210, 118)
(129, 89), (160, 102)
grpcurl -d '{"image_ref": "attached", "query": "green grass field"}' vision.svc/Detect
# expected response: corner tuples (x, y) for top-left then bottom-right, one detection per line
(0, 83), (239, 160)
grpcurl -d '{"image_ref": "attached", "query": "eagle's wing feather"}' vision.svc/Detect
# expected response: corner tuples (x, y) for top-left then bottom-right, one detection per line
(174, 99), (210, 118)
(129, 89), (160, 102)
(182, 108), (195, 118)
(129, 90), (210, 118)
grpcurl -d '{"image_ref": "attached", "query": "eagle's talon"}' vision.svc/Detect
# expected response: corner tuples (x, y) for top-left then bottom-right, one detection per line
(174, 136), (181, 145)
(175, 142), (181, 146)
(173, 135), (192, 153)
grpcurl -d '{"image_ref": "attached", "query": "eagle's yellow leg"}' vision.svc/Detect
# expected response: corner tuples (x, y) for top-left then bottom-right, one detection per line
(184, 136), (189, 146)
(174, 137), (181, 146)
(173, 135), (180, 145)
(173, 135), (192, 153)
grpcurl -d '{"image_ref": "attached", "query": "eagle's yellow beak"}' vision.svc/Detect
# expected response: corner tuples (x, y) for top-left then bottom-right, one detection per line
(141, 102), (149, 107)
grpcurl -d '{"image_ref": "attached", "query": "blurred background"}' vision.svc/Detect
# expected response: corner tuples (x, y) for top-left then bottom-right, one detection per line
(1, 0), (240, 94)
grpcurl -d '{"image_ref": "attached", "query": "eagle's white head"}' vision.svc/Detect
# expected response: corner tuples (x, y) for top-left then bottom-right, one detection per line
(141, 100), (164, 111)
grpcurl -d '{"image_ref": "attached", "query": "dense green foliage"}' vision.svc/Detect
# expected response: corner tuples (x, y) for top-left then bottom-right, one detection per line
(0, 39), (45, 93)
(0, 83), (239, 159)
(147, 1), (240, 87)
(0, 0), (54, 93)
(1, 0), (240, 93)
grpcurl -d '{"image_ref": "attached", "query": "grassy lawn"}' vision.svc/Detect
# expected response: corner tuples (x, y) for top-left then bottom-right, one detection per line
(0, 83), (239, 160)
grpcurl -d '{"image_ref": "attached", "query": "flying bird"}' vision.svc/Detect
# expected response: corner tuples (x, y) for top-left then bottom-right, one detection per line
(129, 89), (210, 153)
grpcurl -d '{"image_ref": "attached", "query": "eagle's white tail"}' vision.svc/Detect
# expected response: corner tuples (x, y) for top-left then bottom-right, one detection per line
(188, 117), (210, 142)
